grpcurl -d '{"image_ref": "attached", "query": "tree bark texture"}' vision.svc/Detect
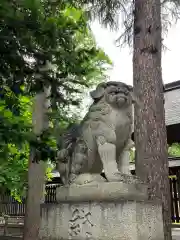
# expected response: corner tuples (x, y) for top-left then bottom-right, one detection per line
(23, 153), (45, 240)
(133, 1), (172, 240)
(23, 89), (50, 240)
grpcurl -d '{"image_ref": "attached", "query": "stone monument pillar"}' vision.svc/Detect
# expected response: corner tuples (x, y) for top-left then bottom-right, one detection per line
(39, 82), (165, 240)
(39, 181), (164, 240)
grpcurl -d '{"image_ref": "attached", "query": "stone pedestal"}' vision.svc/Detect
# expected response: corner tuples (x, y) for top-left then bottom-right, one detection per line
(39, 182), (164, 240)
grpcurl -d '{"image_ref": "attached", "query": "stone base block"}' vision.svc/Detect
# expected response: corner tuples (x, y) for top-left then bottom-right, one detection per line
(39, 182), (164, 240)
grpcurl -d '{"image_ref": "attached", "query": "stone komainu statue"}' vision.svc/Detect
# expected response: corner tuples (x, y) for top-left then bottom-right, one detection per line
(57, 81), (136, 185)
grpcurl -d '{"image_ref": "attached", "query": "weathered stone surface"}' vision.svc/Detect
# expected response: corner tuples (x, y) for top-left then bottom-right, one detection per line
(39, 183), (164, 240)
(56, 181), (148, 202)
(172, 228), (180, 240)
(39, 201), (164, 240)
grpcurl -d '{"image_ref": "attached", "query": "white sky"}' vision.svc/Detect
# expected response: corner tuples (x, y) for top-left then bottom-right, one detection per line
(90, 20), (180, 85)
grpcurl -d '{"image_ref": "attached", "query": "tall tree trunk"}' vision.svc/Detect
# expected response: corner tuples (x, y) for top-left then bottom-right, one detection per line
(23, 88), (50, 240)
(133, 1), (172, 240)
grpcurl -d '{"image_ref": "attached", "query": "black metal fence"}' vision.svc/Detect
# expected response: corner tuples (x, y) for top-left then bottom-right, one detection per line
(0, 184), (61, 216)
(169, 173), (180, 223)
(45, 184), (60, 203)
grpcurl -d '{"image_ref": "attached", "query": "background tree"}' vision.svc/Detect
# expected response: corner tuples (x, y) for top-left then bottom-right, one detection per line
(133, 1), (171, 240)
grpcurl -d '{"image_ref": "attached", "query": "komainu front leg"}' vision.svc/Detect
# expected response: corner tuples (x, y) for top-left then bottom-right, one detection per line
(96, 135), (124, 182)
(118, 139), (134, 174)
(118, 150), (131, 174)
(117, 140), (143, 184)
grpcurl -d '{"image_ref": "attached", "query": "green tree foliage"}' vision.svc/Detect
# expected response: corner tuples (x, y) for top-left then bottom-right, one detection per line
(129, 148), (135, 163)
(0, 0), (111, 99)
(0, 87), (31, 197)
(0, 0), (111, 197)
(168, 143), (180, 157)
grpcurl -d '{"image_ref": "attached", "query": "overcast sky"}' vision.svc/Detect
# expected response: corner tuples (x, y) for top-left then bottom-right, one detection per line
(90, 20), (180, 86)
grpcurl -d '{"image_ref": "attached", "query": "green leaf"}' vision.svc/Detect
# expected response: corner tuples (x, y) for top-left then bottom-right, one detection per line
(168, 143), (180, 157)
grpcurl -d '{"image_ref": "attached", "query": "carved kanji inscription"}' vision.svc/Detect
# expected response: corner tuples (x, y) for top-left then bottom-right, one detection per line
(69, 208), (94, 238)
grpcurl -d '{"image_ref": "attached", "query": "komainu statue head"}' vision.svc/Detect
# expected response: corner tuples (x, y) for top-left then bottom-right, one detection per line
(90, 81), (136, 107)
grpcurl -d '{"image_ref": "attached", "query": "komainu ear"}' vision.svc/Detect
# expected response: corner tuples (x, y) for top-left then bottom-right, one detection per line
(127, 85), (133, 91)
(130, 91), (142, 107)
(130, 91), (136, 103)
(90, 82), (106, 100)
(127, 86), (137, 104)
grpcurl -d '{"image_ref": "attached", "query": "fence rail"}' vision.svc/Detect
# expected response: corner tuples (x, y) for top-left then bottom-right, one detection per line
(0, 184), (61, 216)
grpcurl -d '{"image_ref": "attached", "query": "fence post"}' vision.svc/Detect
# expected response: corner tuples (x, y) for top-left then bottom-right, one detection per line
(3, 215), (9, 236)
(169, 177), (174, 222)
(176, 170), (180, 202)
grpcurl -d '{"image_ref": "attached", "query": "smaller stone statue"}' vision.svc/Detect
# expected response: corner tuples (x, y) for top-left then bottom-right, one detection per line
(57, 81), (137, 185)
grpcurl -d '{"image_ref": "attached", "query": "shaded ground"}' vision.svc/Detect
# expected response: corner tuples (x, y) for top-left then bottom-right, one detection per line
(0, 237), (21, 240)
